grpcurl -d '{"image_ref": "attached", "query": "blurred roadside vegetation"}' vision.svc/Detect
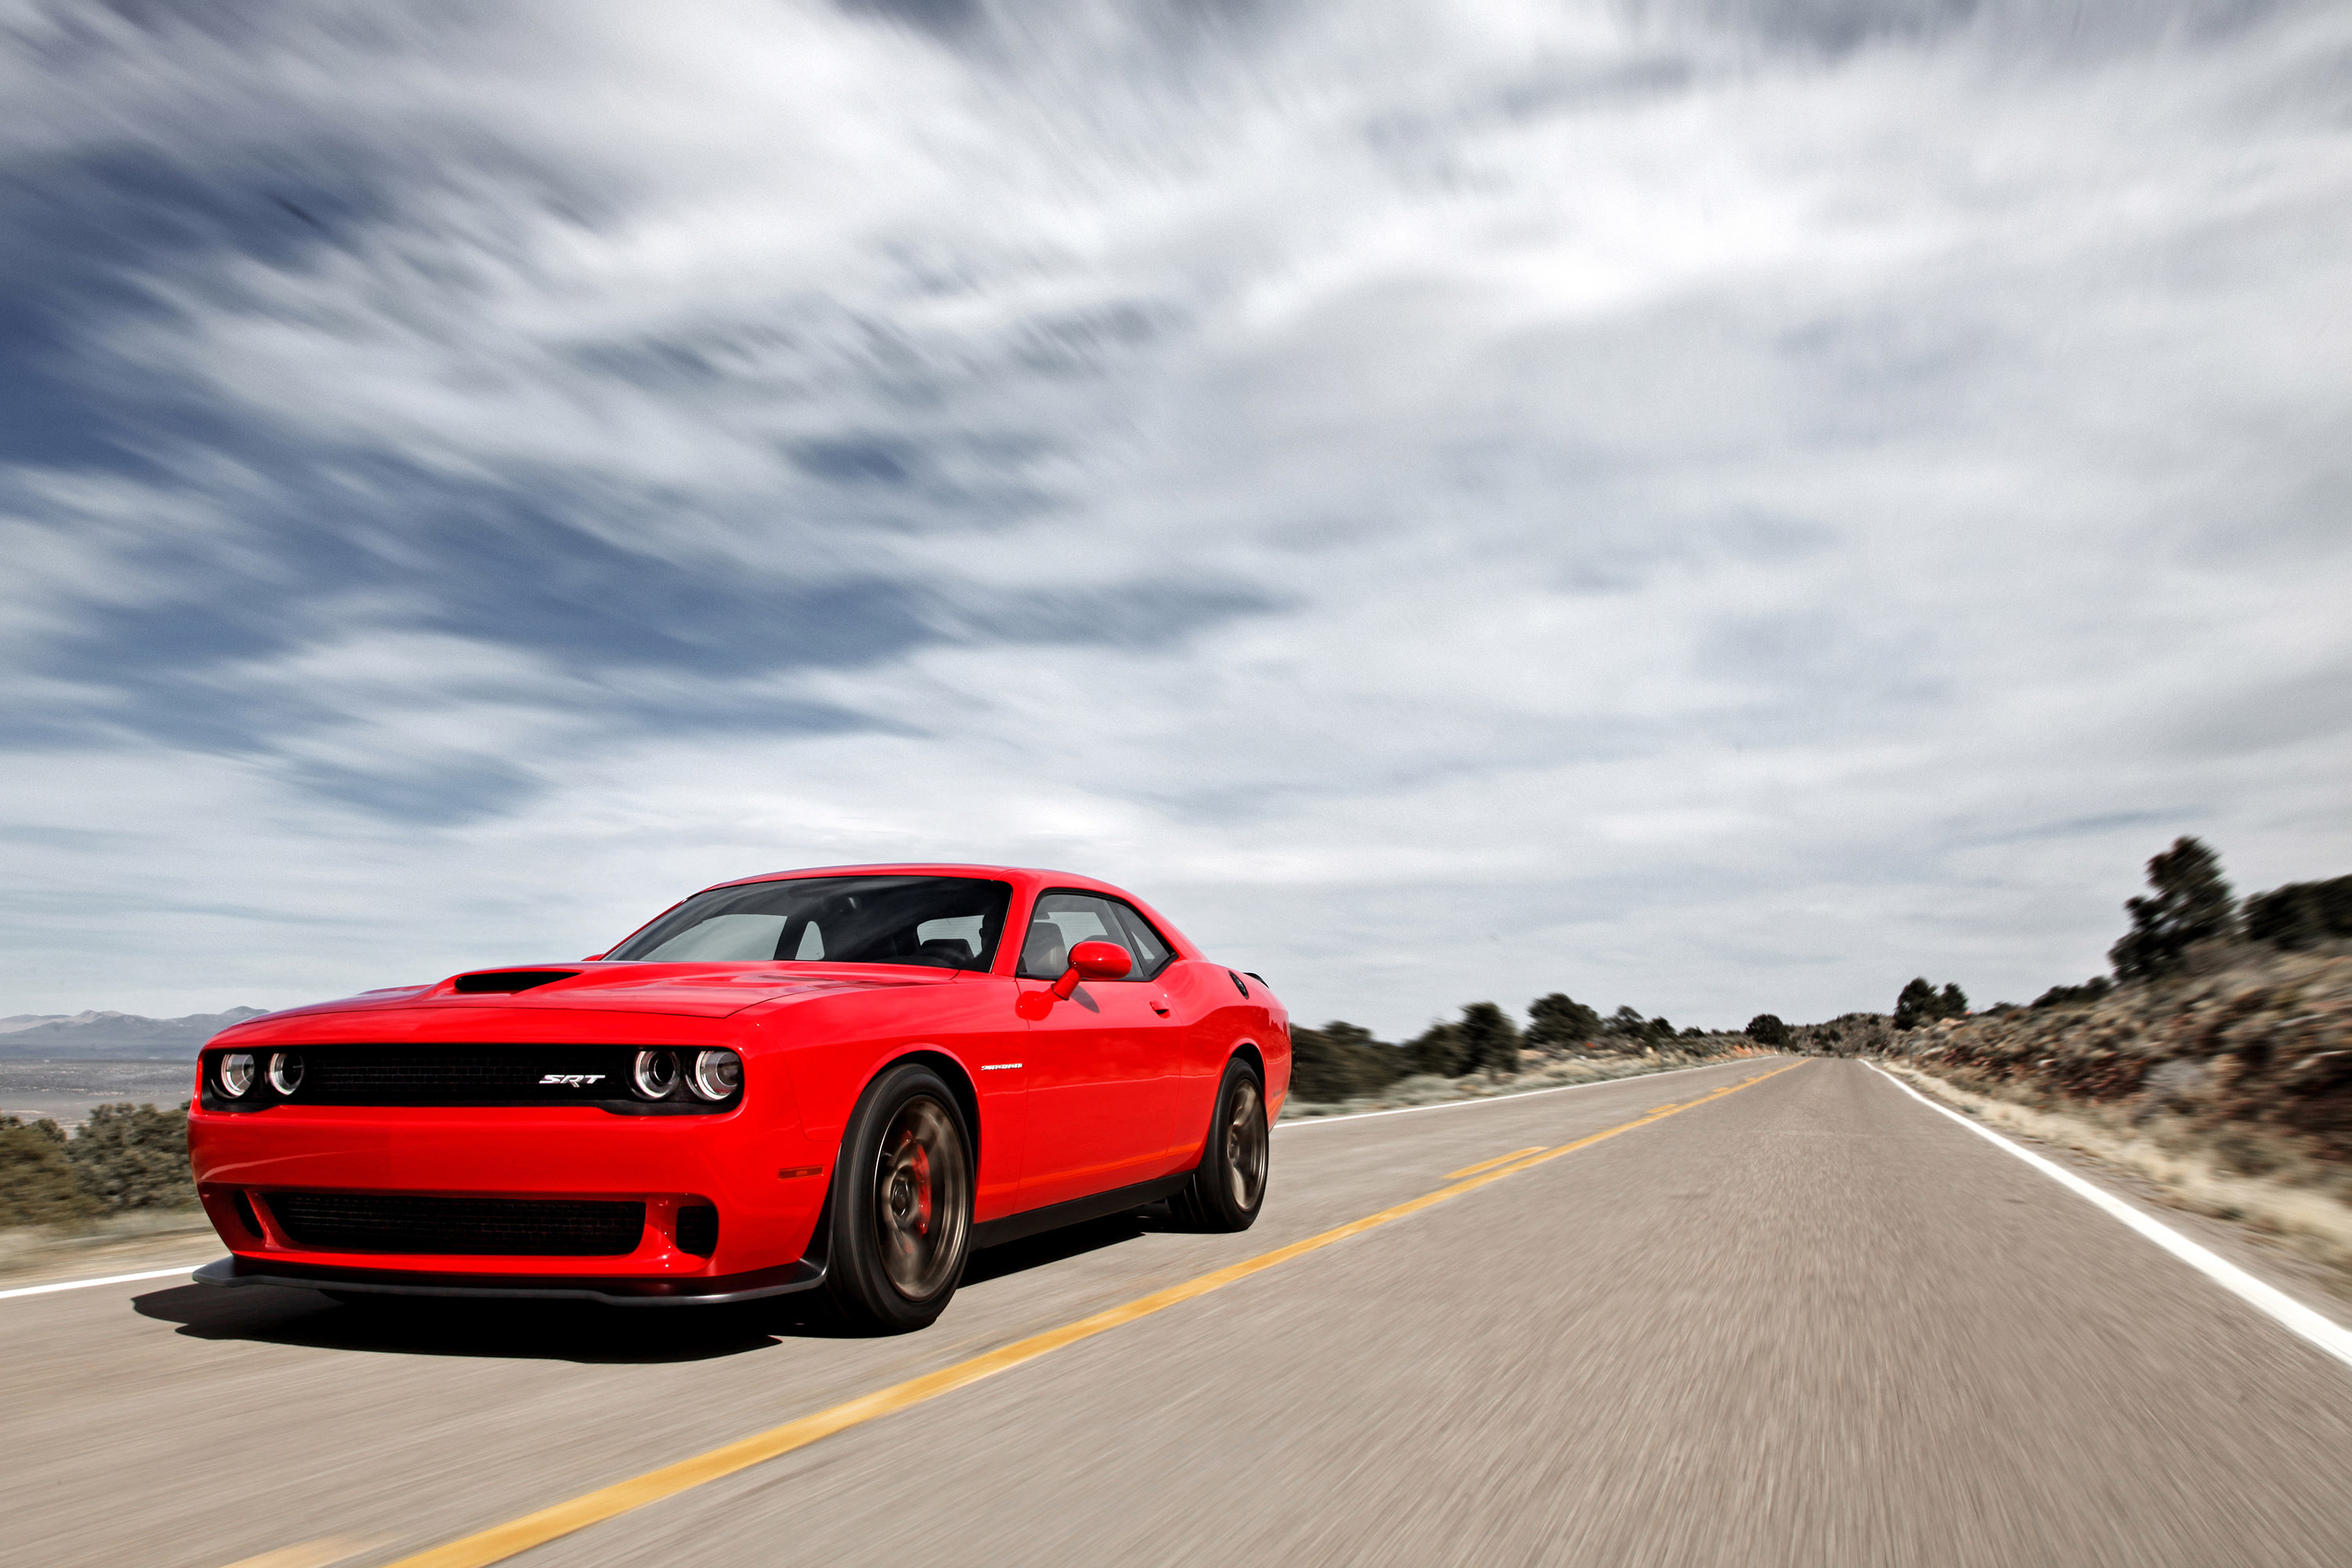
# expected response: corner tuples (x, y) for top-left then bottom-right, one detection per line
(1290, 991), (1776, 1108)
(0, 1103), (194, 1229)
(1871, 837), (2352, 1272)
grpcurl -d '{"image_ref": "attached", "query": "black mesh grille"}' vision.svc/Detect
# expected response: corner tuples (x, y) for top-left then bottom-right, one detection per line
(301, 1048), (620, 1102)
(676, 1204), (719, 1256)
(267, 1192), (646, 1255)
(200, 1044), (739, 1112)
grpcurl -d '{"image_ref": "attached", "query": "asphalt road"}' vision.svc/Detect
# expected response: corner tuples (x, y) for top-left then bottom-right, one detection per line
(13, 1058), (2352, 1567)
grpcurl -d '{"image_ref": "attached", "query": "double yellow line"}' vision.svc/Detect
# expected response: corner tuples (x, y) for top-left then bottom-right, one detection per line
(388, 1059), (1801, 1568)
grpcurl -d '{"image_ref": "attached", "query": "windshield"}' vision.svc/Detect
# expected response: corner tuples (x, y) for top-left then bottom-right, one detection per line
(608, 876), (1013, 971)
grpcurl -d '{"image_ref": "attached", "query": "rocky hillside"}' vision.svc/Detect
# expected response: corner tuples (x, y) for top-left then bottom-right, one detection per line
(1884, 944), (2352, 1199)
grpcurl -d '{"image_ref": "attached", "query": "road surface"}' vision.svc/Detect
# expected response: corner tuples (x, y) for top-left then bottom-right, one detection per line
(11, 1058), (2352, 1567)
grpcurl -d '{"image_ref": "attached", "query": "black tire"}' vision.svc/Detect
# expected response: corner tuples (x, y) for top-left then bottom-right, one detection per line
(1167, 1057), (1269, 1233)
(821, 1063), (975, 1334)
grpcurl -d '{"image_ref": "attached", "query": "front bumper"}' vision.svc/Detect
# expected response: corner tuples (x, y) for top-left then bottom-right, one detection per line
(187, 1098), (829, 1287)
(192, 1253), (824, 1306)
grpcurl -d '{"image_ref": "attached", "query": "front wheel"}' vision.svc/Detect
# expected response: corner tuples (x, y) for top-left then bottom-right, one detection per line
(1168, 1058), (1269, 1232)
(822, 1063), (975, 1334)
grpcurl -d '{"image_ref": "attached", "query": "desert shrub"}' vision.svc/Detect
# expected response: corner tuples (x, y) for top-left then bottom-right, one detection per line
(2244, 875), (2352, 950)
(1290, 1021), (1412, 1102)
(1406, 1019), (1470, 1077)
(1525, 993), (1602, 1052)
(0, 1116), (98, 1227)
(65, 1102), (197, 1212)
(1745, 1014), (1790, 1047)
(1893, 978), (1965, 1029)
(2110, 836), (2238, 981)
(1455, 1002), (1523, 1076)
(2032, 976), (2112, 1010)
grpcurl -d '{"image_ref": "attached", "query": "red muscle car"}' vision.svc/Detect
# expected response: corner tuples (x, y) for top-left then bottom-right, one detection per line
(189, 865), (1287, 1331)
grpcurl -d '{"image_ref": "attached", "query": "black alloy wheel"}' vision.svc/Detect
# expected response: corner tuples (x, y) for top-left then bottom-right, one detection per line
(823, 1062), (975, 1333)
(1168, 1057), (1269, 1232)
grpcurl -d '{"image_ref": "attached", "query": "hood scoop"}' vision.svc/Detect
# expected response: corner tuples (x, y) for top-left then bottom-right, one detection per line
(452, 969), (582, 994)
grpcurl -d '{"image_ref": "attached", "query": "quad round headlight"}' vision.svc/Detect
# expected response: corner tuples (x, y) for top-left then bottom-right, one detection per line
(632, 1048), (681, 1100)
(216, 1052), (258, 1098)
(688, 1049), (742, 1102)
(267, 1051), (304, 1096)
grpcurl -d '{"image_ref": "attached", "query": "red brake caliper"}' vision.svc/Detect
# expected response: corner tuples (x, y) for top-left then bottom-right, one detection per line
(912, 1142), (932, 1235)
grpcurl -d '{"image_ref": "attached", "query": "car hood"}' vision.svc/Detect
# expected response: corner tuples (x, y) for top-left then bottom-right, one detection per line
(222, 962), (964, 1030)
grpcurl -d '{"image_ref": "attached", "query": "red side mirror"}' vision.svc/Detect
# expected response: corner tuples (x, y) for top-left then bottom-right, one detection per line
(1047, 938), (1132, 1000)
(1071, 940), (1132, 980)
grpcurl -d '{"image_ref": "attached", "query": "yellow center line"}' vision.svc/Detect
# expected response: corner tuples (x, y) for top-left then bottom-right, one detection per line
(220, 1538), (392, 1568)
(1444, 1146), (1545, 1180)
(388, 1060), (1804, 1568)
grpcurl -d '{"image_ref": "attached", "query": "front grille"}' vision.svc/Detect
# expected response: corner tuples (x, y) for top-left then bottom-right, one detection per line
(198, 1044), (742, 1114)
(301, 1047), (627, 1103)
(267, 1192), (646, 1256)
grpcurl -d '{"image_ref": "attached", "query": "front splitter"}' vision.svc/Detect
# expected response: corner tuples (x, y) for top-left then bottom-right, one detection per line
(193, 1254), (824, 1306)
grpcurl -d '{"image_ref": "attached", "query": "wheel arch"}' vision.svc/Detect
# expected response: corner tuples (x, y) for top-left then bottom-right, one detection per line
(877, 1047), (983, 1169)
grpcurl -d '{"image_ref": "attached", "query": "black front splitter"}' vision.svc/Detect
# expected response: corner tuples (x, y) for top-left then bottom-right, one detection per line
(192, 1254), (824, 1306)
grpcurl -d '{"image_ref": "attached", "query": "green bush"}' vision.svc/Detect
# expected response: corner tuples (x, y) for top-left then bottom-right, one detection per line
(1526, 993), (1602, 1052)
(2244, 875), (2352, 950)
(1406, 1018), (1469, 1077)
(1894, 977), (1969, 1029)
(1, 1116), (100, 1228)
(64, 1102), (197, 1212)
(2111, 836), (2238, 981)
(1455, 1002), (1523, 1076)
(1290, 1021), (1412, 1102)
(1744, 1014), (1790, 1047)
(2031, 976), (2111, 1011)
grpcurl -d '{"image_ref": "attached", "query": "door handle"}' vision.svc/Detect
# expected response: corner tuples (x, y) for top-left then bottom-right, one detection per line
(1150, 996), (1172, 1016)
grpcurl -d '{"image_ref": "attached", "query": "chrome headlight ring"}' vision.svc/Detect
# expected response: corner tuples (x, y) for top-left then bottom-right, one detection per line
(216, 1052), (259, 1098)
(687, 1049), (742, 1102)
(632, 1048), (681, 1099)
(266, 1051), (304, 1096)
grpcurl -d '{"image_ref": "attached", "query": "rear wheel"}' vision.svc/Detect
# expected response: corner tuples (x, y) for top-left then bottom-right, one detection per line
(1168, 1058), (1269, 1232)
(822, 1064), (975, 1333)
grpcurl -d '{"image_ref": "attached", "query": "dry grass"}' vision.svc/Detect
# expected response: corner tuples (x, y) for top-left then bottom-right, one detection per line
(0, 1208), (215, 1283)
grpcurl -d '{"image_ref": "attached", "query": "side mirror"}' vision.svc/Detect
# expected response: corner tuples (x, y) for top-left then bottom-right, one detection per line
(1050, 939), (1132, 999)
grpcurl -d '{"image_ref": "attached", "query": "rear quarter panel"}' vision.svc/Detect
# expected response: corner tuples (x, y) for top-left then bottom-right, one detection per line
(1160, 960), (1289, 1161)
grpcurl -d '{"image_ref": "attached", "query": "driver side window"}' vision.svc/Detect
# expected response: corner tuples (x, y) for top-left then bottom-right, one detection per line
(1016, 891), (1177, 981)
(1018, 892), (1121, 979)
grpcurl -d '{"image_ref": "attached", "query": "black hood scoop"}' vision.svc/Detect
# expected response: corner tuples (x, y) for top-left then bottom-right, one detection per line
(452, 969), (583, 994)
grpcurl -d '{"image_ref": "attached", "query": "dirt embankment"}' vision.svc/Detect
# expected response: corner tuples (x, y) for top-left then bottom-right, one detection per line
(1886, 945), (2352, 1270)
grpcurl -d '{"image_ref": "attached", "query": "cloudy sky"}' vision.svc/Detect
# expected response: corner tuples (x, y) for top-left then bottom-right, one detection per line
(3, 0), (2348, 1036)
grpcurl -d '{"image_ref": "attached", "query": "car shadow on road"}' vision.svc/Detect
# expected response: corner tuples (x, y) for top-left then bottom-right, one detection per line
(962, 1209), (1162, 1287)
(129, 1209), (1174, 1361)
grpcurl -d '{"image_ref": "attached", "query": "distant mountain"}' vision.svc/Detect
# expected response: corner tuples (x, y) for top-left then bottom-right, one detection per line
(0, 1007), (270, 1059)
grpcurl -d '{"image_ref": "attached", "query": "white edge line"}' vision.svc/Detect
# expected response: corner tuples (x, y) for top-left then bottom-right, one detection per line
(0, 1262), (207, 1301)
(1868, 1062), (2352, 1370)
(1276, 1057), (1787, 1131)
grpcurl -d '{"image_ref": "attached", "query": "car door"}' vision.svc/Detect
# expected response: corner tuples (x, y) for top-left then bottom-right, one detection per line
(1014, 891), (1180, 1210)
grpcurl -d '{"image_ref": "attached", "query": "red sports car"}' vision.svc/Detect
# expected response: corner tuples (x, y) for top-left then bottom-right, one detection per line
(189, 865), (1287, 1331)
